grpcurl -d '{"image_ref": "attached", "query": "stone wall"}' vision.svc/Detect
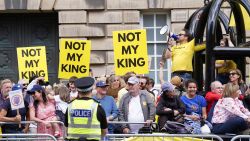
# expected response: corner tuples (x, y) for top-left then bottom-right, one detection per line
(0, 0), (249, 77)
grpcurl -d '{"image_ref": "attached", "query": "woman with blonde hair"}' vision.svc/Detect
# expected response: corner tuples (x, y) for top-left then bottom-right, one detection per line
(212, 83), (250, 134)
(229, 69), (248, 97)
(107, 75), (126, 101)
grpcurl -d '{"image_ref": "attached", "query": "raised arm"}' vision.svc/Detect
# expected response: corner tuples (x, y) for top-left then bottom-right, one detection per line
(159, 61), (165, 85)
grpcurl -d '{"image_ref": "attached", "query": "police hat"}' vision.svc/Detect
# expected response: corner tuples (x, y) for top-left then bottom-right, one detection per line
(75, 77), (95, 92)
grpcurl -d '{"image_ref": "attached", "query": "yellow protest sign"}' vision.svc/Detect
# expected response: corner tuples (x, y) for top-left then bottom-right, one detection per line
(17, 46), (48, 81)
(58, 39), (91, 79)
(113, 29), (149, 75)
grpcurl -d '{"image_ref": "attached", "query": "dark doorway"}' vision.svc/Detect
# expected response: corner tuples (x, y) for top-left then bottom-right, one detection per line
(0, 13), (59, 83)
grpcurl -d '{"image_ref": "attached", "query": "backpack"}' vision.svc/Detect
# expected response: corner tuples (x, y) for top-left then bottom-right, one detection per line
(149, 88), (160, 97)
(161, 121), (193, 134)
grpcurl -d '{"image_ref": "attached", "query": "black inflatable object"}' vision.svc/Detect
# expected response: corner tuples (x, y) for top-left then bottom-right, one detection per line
(162, 121), (192, 134)
(184, 0), (250, 91)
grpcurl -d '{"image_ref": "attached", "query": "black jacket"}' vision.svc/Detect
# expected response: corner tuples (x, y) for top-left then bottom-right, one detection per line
(156, 94), (185, 129)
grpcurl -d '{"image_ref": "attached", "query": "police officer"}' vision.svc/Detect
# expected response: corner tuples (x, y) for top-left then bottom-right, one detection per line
(65, 77), (108, 141)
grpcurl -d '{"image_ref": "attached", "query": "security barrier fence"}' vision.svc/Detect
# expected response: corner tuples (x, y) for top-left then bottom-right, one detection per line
(0, 121), (248, 141)
(0, 121), (66, 140)
(0, 134), (57, 141)
(106, 134), (224, 141)
(231, 135), (250, 141)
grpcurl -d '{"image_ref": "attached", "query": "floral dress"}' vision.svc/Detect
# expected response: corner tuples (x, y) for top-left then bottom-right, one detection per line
(33, 99), (62, 137)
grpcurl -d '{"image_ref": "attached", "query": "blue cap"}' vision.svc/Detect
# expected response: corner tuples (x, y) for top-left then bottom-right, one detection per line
(96, 81), (109, 87)
(161, 82), (174, 92)
(29, 85), (44, 94)
(12, 84), (23, 91)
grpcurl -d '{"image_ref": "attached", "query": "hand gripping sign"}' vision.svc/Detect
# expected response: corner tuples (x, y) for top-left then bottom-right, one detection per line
(113, 29), (149, 75)
(9, 90), (24, 128)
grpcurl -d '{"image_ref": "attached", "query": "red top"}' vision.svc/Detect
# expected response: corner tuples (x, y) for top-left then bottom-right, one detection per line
(205, 91), (222, 114)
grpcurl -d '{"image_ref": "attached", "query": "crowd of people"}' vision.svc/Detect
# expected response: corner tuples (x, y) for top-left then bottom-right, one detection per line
(0, 68), (250, 139)
(0, 29), (249, 141)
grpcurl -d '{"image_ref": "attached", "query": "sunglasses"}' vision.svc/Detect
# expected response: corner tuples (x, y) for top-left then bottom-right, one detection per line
(140, 82), (146, 85)
(23, 83), (28, 86)
(229, 72), (238, 76)
(215, 87), (223, 89)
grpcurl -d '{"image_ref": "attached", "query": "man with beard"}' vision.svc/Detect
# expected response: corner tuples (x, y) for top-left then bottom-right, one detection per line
(0, 79), (12, 135)
(0, 79), (12, 103)
(0, 83), (30, 134)
(93, 81), (119, 134)
(18, 79), (29, 94)
(119, 76), (155, 133)
(139, 76), (155, 101)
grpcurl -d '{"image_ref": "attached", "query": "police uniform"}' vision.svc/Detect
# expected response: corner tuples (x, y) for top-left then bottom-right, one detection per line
(65, 77), (107, 141)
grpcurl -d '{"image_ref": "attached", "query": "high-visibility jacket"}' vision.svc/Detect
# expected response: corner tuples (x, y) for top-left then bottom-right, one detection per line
(67, 99), (101, 140)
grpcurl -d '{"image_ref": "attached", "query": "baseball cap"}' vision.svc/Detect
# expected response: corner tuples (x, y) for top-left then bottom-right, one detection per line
(12, 84), (23, 91)
(28, 85), (44, 94)
(161, 82), (174, 92)
(96, 81), (109, 87)
(127, 76), (139, 84)
(29, 85), (44, 94)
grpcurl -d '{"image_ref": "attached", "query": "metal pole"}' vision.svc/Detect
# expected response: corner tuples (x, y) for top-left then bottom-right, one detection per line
(205, 0), (223, 91)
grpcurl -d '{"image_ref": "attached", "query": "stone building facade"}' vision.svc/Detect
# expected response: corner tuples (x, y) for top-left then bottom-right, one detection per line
(0, 0), (249, 84)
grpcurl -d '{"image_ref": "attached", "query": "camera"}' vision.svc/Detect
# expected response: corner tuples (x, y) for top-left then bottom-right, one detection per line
(38, 80), (49, 86)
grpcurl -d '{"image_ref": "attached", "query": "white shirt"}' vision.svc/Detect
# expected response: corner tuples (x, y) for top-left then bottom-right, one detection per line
(117, 88), (128, 106)
(70, 91), (78, 100)
(128, 95), (144, 133)
(54, 95), (68, 114)
(150, 88), (159, 101)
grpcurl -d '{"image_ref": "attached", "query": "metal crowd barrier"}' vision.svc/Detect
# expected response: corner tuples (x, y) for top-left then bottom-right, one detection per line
(0, 134), (57, 140)
(108, 121), (157, 124)
(107, 121), (223, 141)
(106, 134), (224, 141)
(231, 135), (250, 141)
(0, 121), (66, 140)
(108, 121), (158, 127)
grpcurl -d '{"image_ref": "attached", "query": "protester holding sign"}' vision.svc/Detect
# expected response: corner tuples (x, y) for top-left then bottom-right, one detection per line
(0, 79), (14, 134)
(0, 84), (29, 134)
(0, 79), (13, 102)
